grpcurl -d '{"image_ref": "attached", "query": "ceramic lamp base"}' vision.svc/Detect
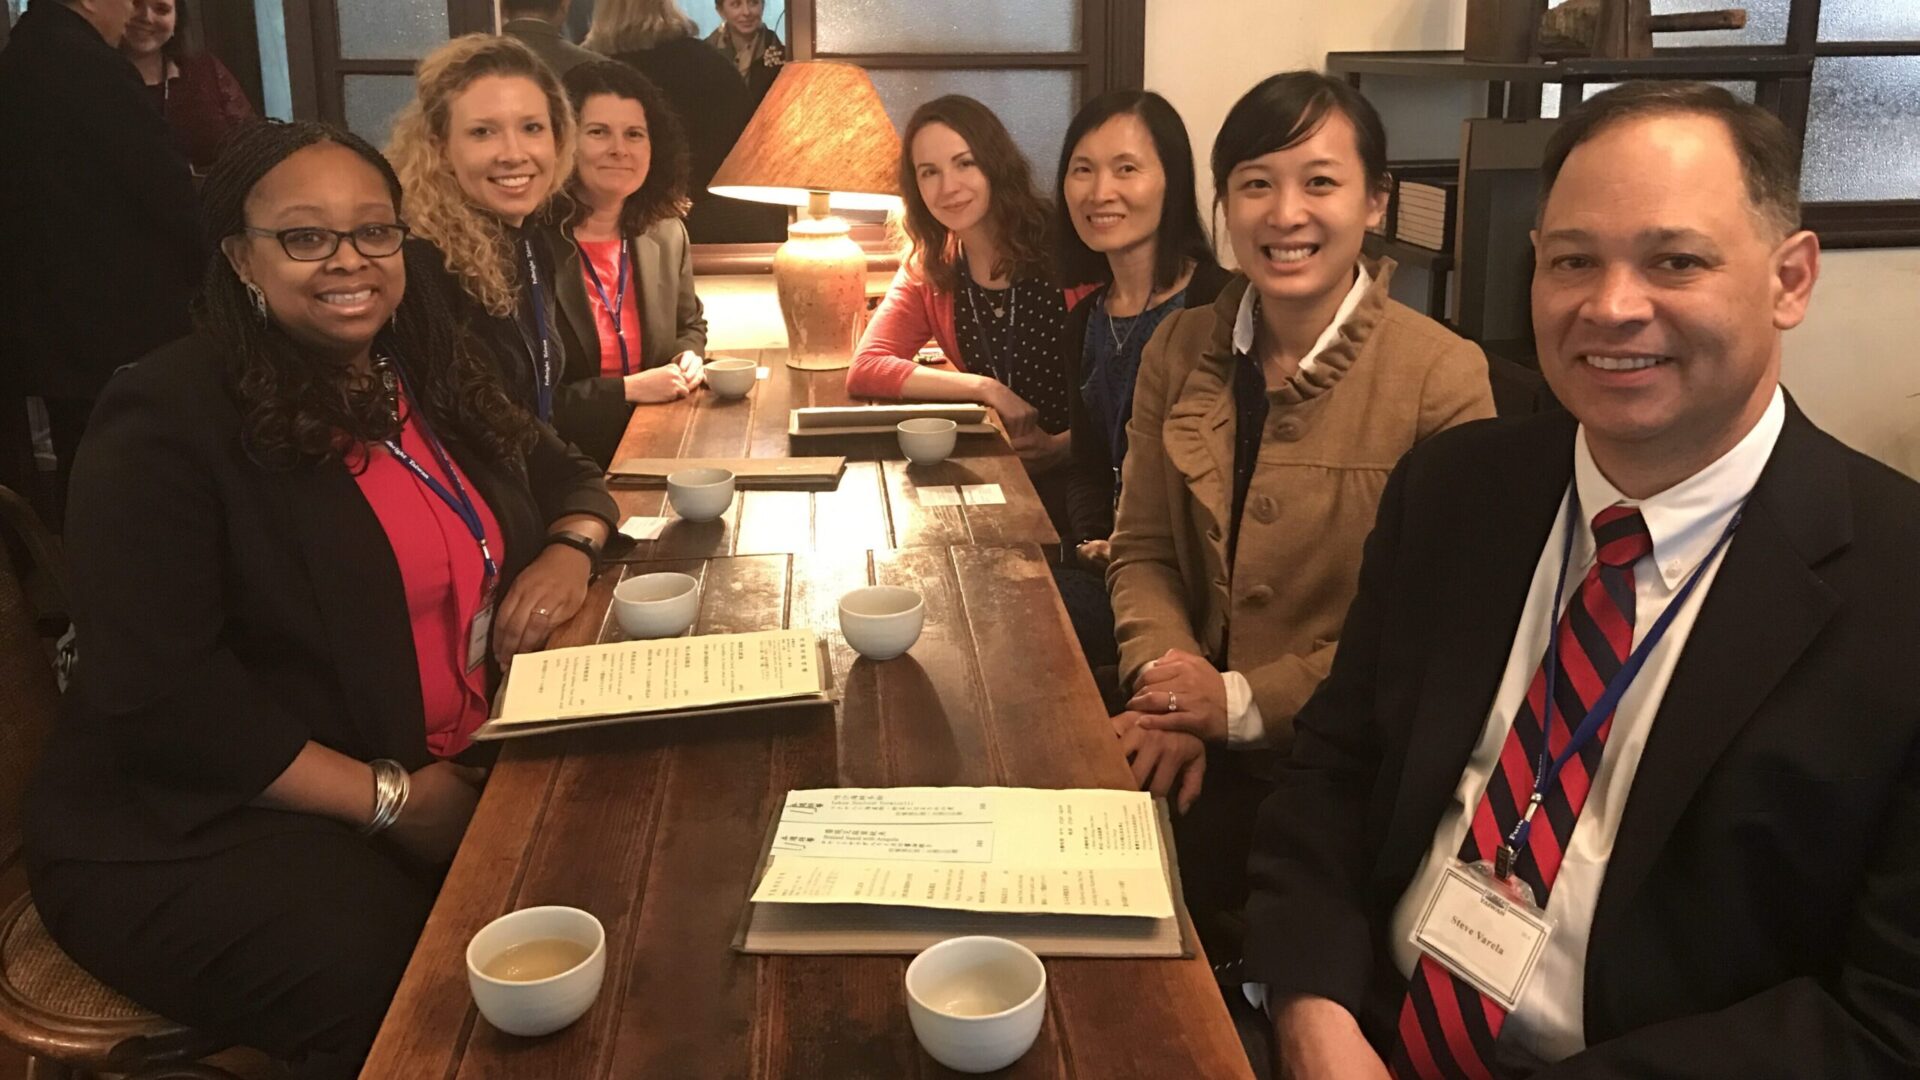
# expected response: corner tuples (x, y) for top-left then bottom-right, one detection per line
(774, 215), (866, 371)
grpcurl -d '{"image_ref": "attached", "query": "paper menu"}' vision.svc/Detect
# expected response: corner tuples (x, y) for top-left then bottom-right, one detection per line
(750, 787), (1175, 918)
(494, 629), (822, 725)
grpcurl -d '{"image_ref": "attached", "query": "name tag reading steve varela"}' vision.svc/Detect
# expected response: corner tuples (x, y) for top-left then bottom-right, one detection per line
(1411, 861), (1555, 1011)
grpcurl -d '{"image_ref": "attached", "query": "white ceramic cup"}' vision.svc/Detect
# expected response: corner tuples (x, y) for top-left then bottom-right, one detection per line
(838, 585), (925, 661)
(612, 571), (699, 639)
(667, 466), (735, 522)
(905, 936), (1047, 1073)
(897, 417), (958, 465)
(705, 357), (757, 399)
(466, 906), (607, 1038)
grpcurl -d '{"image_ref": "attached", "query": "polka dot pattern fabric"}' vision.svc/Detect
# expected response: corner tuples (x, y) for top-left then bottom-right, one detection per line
(954, 275), (1072, 433)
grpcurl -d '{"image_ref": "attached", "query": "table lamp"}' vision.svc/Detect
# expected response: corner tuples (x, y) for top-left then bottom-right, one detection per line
(710, 62), (902, 370)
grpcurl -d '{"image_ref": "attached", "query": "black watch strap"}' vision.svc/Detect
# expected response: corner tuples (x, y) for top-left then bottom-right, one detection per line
(543, 529), (601, 576)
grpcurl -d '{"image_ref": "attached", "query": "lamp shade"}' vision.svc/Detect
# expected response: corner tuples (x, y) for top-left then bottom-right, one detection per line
(709, 61), (902, 212)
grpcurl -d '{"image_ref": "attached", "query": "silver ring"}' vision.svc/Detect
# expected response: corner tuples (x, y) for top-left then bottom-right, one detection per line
(535, 607), (550, 617)
(1166, 692), (1179, 714)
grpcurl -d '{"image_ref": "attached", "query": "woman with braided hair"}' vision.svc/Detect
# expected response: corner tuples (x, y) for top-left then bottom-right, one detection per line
(23, 119), (615, 1079)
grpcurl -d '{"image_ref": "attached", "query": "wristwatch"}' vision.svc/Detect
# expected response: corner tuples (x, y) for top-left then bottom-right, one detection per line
(543, 529), (602, 577)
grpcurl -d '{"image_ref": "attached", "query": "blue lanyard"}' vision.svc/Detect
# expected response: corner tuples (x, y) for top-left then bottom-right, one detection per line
(577, 238), (632, 376)
(1496, 489), (1743, 880)
(521, 239), (557, 423)
(381, 362), (498, 597)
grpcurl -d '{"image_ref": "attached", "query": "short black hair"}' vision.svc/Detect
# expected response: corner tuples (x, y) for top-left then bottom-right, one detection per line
(1541, 81), (1801, 238)
(1210, 70), (1389, 200)
(501, 0), (566, 16)
(1053, 90), (1216, 292)
(551, 60), (691, 234)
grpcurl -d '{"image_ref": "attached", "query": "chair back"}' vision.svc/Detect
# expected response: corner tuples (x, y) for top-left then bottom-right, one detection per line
(0, 486), (67, 877)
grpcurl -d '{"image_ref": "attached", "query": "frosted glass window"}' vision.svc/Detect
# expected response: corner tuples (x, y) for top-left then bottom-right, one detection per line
(868, 69), (1078, 189)
(1542, 81), (1754, 119)
(1543, 0), (1786, 47)
(1819, 1), (1920, 42)
(1802, 57), (1920, 202)
(338, 0), (448, 61)
(819, 0), (1081, 55)
(344, 75), (418, 145)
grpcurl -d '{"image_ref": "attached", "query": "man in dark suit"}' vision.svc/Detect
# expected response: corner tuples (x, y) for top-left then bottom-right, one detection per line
(1228, 81), (1920, 1077)
(502, 0), (597, 78)
(0, 0), (203, 507)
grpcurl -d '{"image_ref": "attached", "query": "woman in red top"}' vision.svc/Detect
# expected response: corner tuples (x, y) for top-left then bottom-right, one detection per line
(543, 60), (710, 466)
(25, 120), (615, 1079)
(848, 95), (1090, 532)
(121, 0), (255, 173)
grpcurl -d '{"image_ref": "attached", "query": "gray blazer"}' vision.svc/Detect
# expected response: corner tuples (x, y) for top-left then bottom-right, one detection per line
(547, 215), (709, 466)
(502, 17), (598, 78)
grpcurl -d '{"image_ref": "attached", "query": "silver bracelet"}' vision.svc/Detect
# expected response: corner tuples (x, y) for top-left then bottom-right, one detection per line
(361, 758), (411, 836)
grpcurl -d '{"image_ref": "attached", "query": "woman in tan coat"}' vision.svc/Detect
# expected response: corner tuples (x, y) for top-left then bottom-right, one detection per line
(1107, 72), (1494, 955)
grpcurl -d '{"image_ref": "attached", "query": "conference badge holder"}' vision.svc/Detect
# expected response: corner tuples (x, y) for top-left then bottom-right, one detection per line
(1411, 859), (1554, 1012)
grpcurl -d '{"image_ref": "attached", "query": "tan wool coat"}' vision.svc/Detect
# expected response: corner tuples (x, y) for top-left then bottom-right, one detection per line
(1107, 259), (1496, 749)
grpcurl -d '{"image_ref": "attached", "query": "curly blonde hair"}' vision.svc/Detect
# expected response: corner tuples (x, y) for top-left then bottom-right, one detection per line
(584, 0), (698, 55)
(386, 35), (577, 317)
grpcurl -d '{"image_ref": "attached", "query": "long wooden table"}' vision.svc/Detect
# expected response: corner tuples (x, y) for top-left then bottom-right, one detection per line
(363, 545), (1253, 1079)
(605, 351), (1060, 561)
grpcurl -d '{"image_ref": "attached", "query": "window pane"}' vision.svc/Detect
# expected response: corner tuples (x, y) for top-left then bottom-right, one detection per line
(343, 74), (418, 146)
(1803, 57), (1920, 202)
(819, 0), (1081, 55)
(338, 0), (448, 61)
(867, 68), (1079, 189)
(1819, 0), (1920, 42)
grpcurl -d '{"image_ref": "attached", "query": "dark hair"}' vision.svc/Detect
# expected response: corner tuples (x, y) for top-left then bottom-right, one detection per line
(550, 60), (691, 235)
(1052, 90), (1215, 292)
(898, 95), (1053, 292)
(196, 120), (537, 472)
(501, 0), (566, 14)
(1210, 71), (1389, 200)
(159, 0), (195, 62)
(1542, 81), (1801, 237)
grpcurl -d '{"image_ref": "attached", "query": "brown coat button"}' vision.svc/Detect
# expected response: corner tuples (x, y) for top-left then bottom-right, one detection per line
(1252, 495), (1278, 524)
(1273, 418), (1305, 441)
(1245, 585), (1275, 606)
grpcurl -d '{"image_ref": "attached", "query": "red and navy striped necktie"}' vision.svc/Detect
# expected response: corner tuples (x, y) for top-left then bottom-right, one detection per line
(1390, 504), (1653, 1079)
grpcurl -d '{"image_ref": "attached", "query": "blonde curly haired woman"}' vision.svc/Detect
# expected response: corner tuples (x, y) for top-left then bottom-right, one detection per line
(386, 34), (586, 429)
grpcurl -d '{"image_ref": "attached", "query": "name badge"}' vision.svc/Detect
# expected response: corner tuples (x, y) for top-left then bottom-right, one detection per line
(1411, 861), (1554, 1011)
(466, 602), (495, 673)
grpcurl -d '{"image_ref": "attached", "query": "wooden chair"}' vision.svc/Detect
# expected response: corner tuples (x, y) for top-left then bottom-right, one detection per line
(0, 485), (238, 1079)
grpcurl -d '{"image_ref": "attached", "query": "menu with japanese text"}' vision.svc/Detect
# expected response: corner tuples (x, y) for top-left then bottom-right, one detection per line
(490, 629), (824, 727)
(749, 787), (1174, 918)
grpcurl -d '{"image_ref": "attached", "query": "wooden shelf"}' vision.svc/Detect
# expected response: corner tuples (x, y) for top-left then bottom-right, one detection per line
(1326, 49), (1813, 83)
(1365, 233), (1453, 273)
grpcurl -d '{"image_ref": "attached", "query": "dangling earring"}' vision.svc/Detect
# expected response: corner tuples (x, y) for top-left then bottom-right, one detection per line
(244, 281), (268, 322)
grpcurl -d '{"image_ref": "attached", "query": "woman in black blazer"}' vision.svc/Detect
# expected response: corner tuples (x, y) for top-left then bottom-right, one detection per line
(542, 60), (711, 467)
(1049, 91), (1223, 674)
(24, 121), (615, 1080)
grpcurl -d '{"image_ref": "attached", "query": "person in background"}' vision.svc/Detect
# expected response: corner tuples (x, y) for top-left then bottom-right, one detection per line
(542, 60), (707, 467)
(386, 34), (580, 429)
(501, 0), (597, 79)
(1106, 72), (1493, 962)
(1050, 89), (1225, 681)
(586, 0), (783, 243)
(704, 0), (783, 113)
(848, 94), (1090, 535)
(1248, 81), (1920, 1080)
(120, 0), (253, 173)
(25, 120), (614, 1080)
(0, 0), (201, 513)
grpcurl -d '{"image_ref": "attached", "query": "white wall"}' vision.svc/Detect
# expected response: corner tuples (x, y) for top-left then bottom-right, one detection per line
(1143, 0), (1920, 478)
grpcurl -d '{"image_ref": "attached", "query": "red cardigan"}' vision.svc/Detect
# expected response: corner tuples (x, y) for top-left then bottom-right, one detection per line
(846, 263), (1095, 398)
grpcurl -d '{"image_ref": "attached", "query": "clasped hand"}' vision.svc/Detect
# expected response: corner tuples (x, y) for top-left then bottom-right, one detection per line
(1127, 648), (1230, 742)
(491, 543), (592, 659)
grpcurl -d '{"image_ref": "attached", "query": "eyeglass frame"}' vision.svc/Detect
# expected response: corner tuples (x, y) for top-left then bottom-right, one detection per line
(237, 222), (412, 262)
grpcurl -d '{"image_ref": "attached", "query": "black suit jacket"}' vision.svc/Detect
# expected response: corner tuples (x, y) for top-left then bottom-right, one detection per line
(1244, 401), (1920, 1077)
(0, 2), (203, 400)
(24, 333), (616, 866)
(407, 234), (573, 428)
(546, 216), (709, 467)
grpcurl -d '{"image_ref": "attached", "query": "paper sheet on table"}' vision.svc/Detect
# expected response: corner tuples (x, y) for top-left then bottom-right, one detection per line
(914, 485), (963, 506)
(619, 516), (670, 540)
(960, 483), (1005, 505)
(750, 787), (1174, 918)
(494, 629), (822, 725)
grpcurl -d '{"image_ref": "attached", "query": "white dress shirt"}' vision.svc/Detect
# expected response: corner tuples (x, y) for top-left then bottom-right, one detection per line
(1385, 387), (1786, 1062)
(1219, 264), (1373, 746)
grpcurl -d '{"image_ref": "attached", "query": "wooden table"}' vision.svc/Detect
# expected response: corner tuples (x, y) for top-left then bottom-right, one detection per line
(606, 351), (1059, 561)
(364, 546), (1253, 1079)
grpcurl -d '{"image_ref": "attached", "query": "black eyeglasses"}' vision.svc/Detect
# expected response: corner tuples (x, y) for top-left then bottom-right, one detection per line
(240, 222), (410, 262)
